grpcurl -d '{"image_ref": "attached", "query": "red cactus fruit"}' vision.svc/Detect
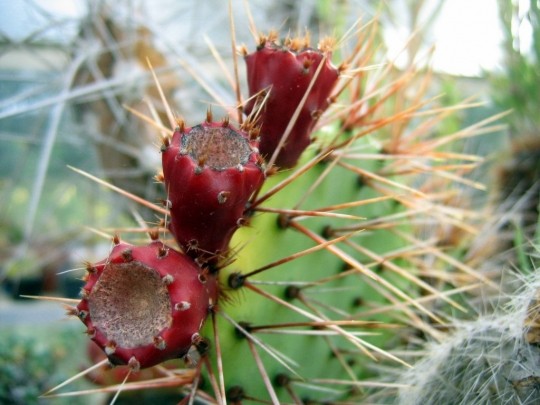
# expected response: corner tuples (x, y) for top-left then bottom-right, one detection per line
(244, 33), (340, 168)
(84, 340), (182, 386)
(75, 239), (217, 370)
(161, 118), (265, 264)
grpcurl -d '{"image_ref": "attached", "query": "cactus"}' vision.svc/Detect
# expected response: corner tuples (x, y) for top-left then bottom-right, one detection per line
(243, 32), (340, 168)
(35, 4), (508, 404)
(392, 264), (540, 405)
(73, 238), (217, 370)
(161, 116), (265, 265)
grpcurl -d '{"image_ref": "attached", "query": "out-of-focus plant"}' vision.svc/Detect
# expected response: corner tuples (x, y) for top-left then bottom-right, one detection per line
(0, 325), (92, 405)
(493, 0), (540, 135)
(491, 0), (540, 258)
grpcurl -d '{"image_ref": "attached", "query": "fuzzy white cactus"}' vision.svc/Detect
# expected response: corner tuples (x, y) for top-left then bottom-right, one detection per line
(396, 266), (540, 405)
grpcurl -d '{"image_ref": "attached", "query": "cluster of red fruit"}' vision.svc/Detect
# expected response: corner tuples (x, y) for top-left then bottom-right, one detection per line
(74, 33), (341, 372)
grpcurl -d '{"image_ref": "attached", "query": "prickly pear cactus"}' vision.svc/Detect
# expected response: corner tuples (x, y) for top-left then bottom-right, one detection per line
(200, 30), (497, 402)
(45, 9), (503, 405)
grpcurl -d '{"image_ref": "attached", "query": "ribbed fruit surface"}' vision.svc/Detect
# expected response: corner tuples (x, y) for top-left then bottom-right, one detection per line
(244, 37), (339, 168)
(161, 121), (265, 264)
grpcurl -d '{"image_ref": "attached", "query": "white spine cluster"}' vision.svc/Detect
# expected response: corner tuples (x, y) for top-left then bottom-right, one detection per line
(397, 269), (540, 405)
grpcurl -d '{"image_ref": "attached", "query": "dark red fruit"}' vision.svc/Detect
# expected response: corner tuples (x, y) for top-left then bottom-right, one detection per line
(75, 240), (217, 370)
(84, 340), (182, 385)
(161, 119), (265, 264)
(244, 34), (340, 168)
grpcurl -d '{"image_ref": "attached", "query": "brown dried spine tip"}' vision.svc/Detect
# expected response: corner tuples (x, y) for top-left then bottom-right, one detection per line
(318, 36), (336, 53)
(257, 34), (267, 49)
(249, 127), (260, 140)
(338, 62), (349, 73)
(267, 30), (278, 43)
(154, 170), (165, 183)
(85, 261), (96, 273)
(238, 44), (248, 56)
(161, 135), (170, 149)
(65, 306), (79, 317)
(112, 235), (121, 245)
(176, 118), (185, 133)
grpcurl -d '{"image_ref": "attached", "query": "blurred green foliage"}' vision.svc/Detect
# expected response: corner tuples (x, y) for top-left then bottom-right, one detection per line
(493, 0), (540, 134)
(0, 324), (93, 405)
(490, 0), (540, 264)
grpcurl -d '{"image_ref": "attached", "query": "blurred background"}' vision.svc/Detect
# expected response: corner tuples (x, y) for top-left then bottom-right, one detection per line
(0, 0), (538, 403)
